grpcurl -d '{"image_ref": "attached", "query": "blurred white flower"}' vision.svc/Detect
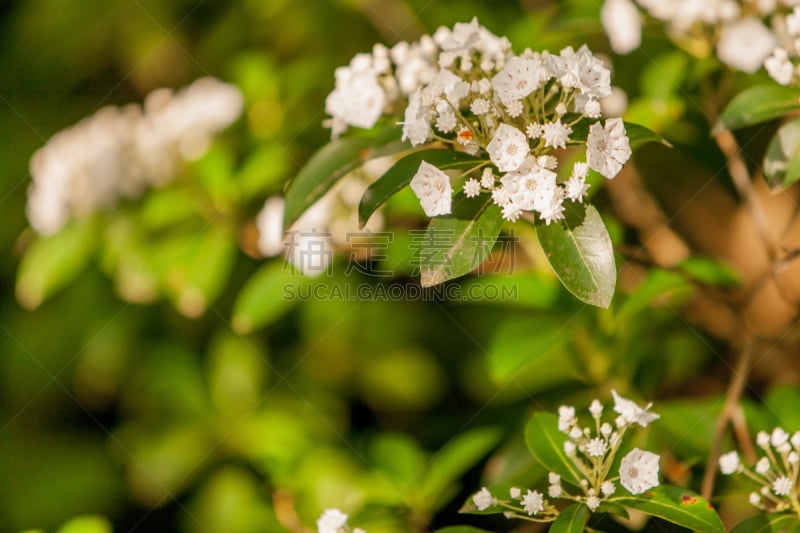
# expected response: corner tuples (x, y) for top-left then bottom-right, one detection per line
(719, 451), (741, 474)
(602, 0), (643, 54)
(473, 487), (495, 510)
(317, 508), (349, 533)
(717, 17), (776, 73)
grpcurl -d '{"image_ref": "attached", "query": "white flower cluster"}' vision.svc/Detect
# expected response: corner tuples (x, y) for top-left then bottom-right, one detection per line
(27, 77), (243, 236)
(316, 508), (366, 533)
(601, 0), (800, 84)
(471, 392), (661, 521)
(325, 18), (632, 225)
(720, 427), (800, 513)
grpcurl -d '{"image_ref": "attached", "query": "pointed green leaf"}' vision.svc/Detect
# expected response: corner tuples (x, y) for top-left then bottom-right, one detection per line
(16, 218), (98, 309)
(550, 503), (588, 533)
(730, 513), (800, 533)
(524, 412), (584, 487)
(232, 261), (313, 334)
(537, 203), (616, 308)
(717, 84), (800, 132)
(764, 118), (800, 191)
(283, 128), (402, 228)
(358, 149), (482, 227)
(419, 195), (503, 287)
(611, 485), (725, 533)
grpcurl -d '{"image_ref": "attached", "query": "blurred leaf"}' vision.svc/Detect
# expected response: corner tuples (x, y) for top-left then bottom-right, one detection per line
(537, 203), (616, 308)
(487, 316), (575, 386)
(616, 269), (692, 326)
(232, 261), (312, 333)
(611, 485), (725, 533)
(207, 332), (267, 416)
(765, 385), (800, 430)
(16, 218), (97, 309)
(764, 118), (800, 191)
(716, 84), (800, 132)
(524, 413), (583, 487)
(652, 399), (720, 459)
(679, 256), (740, 286)
(283, 127), (401, 228)
(359, 349), (445, 411)
(419, 196), (504, 287)
(641, 52), (688, 101)
(730, 513), (800, 533)
(56, 515), (112, 533)
(369, 433), (426, 489)
(420, 427), (502, 511)
(456, 274), (561, 309)
(139, 188), (198, 231)
(550, 502), (588, 533)
(236, 145), (291, 200)
(164, 225), (237, 318)
(358, 149), (482, 228)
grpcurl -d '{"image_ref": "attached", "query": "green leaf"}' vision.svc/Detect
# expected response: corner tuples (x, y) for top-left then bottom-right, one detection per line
(16, 218), (97, 309)
(420, 427), (501, 510)
(419, 195), (504, 287)
(764, 118), (800, 191)
(730, 513), (800, 533)
(524, 412), (583, 487)
(231, 261), (313, 334)
(358, 149), (482, 227)
(716, 84), (800, 132)
(678, 256), (740, 287)
(550, 503), (588, 533)
(766, 385), (800, 430)
(611, 485), (725, 533)
(56, 515), (113, 533)
(536, 203), (616, 308)
(455, 274), (561, 309)
(283, 128), (401, 228)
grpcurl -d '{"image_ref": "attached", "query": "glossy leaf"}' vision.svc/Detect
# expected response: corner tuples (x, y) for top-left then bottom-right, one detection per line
(764, 118), (800, 191)
(16, 218), (97, 309)
(231, 261), (313, 334)
(537, 203), (616, 308)
(611, 485), (725, 533)
(730, 513), (800, 533)
(419, 195), (504, 287)
(283, 128), (402, 228)
(358, 149), (482, 227)
(524, 412), (583, 487)
(716, 84), (800, 132)
(550, 503), (588, 533)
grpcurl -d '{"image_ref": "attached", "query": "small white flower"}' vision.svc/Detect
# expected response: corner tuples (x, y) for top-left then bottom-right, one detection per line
(521, 490), (544, 515)
(756, 457), (770, 474)
(765, 48), (793, 86)
(773, 476), (793, 496)
(772, 428), (789, 447)
(611, 390), (659, 427)
(572, 161), (590, 179)
(718, 451), (740, 475)
(619, 448), (660, 495)
(526, 123), (543, 139)
(510, 487), (521, 499)
(749, 492), (761, 506)
(587, 119), (631, 180)
(601, 480), (616, 496)
(589, 399), (603, 417)
(541, 119), (572, 150)
(601, 0), (642, 54)
(558, 405), (577, 432)
(501, 201), (522, 222)
(570, 427), (583, 440)
(600, 423), (612, 437)
(548, 483), (562, 498)
(463, 178), (481, 198)
(537, 155), (558, 170)
(757, 431), (770, 449)
(549, 472), (560, 485)
(471, 98), (490, 115)
(564, 441), (577, 456)
(555, 103), (567, 116)
(472, 487), (495, 511)
(492, 55), (545, 104)
(506, 100), (524, 118)
(410, 161), (452, 216)
(317, 509), (349, 533)
(586, 494), (601, 511)
(583, 98), (602, 118)
(790, 451), (799, 464)
(586, 437), (608, 457)
(717, 17), (776, 74)
(788, 7), (800, 36)
(487, 124), (529, 172)
(564, 175), (590, 202)
(793, 432), (800, 449)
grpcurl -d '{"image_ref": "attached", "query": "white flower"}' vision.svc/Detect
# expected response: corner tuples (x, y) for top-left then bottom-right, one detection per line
(773, 476), (793, 496)
(619, 448), (660, 494)
(548, 483), (562, 498)
(471, 98), (490, 115)
(586, 437), (608, 457)
(569, 426), (583, 440)
(765, 48), (793, 86)
(756, 457), (770, 474)
(480, 168), (495, 189)
(487, 124), (529, 172)
(718, 451), (740, 475)
(492, 55), (546, 104)
(586, 494), (601, 511)
(564, 175), (590, 202)
(401, 90), (432, 146)
(410, 161), (453, 216)
(521, 490), (544, 515)
(587, 119), (632, 179)
(749, 492), (761, 506)
(600, 423), (612, 437)
(538, 191), (565, 224)
(757, 431), (770, 449)
(716, 17), (776, 73)
(541, 119), (572, 150)
(326, 68), (386, 137)
(772, 427), (790, 447)
(589, 399), (603, 417)
(317, 509), (349, 533)
(501, 201), (522, 222)
(611, 390), (659, 427)
(526, 123), (543, 139)
(572, 162), (590, 179)
(549, 472), (560, 485)
(506, 100), (524, 118)
(537, 155), (558, 170)
(564, 441), (577, 456)
(463, 178), (481, 198)
(510, 487), (521, 499)
(601, 0), (642, 54)
(583, 98), (602, 118)
(790, 451), (799, 464)
(793, 432), (800, 449)
(472, 487), (495, 511)
(601, 480), (616, 496)
(558, 405), (577, 432)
